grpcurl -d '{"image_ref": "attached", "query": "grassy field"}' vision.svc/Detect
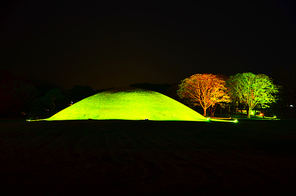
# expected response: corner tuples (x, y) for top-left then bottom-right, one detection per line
(1, 119), (296, 195)
(48, 88), (207, 121)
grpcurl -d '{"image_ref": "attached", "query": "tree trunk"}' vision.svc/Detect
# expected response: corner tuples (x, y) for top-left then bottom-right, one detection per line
(52, 102), (55, 111)
(241, 108), (243, 117)
(203, 108), (207, 117)
(209, 105), (217, 117)
(247, 107), (251, 118)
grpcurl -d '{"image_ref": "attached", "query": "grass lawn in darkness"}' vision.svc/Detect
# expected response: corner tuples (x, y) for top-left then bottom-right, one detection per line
(0, 119), (296, 195)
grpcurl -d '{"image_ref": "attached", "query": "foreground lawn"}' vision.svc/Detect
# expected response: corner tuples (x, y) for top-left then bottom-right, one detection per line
(0, 120), (296, 195)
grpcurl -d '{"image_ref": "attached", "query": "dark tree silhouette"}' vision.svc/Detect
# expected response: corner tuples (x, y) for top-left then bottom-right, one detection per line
(130, 82), (171, 94)
(0, 75), (38, 117)
(271, 66), (296, 119)
(66, 85), (95, 103)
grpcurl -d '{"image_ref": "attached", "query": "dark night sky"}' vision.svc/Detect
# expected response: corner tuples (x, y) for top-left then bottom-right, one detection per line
(0, 0), (295, 90)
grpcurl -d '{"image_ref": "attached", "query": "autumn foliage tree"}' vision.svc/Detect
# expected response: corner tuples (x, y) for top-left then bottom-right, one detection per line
(227, 72), (280, 118)
(177, 73), (230, 116)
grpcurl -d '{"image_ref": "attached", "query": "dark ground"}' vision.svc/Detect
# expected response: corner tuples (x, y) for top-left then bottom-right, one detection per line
(0, 119), (296, 195)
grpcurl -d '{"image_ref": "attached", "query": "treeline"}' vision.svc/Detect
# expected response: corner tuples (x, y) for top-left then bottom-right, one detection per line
(1, 67), (295, 119)
(0, 76), (175, 119)
(129, 70), (296, 119)
(0, 70), (111, 119)
(129, 82), (172, 94)
(176, 70), (296, 119)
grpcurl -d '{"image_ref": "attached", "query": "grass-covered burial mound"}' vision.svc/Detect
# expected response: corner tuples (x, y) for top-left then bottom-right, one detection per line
(47, 88), (207, 121)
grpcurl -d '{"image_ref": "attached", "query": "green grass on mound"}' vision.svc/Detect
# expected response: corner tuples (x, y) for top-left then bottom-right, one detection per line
(47, 88), (208, 121)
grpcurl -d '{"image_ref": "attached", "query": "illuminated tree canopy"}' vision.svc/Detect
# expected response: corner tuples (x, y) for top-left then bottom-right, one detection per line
(227, 72), (280, 118)
(177, 73), (230, 116)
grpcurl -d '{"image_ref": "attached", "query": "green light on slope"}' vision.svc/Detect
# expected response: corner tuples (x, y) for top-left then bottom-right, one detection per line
(46, 88), (208, 121)
(209, 118), (238, 123)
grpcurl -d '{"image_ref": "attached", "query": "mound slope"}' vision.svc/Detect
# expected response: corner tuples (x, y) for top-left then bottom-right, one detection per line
(47, 88), (207, 121)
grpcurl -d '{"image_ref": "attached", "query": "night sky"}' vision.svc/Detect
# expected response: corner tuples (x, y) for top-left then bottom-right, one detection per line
(1, 0), (295, 90)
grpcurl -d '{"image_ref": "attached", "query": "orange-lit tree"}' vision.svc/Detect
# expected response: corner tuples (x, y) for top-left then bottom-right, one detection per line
(177, 73), (230, 116)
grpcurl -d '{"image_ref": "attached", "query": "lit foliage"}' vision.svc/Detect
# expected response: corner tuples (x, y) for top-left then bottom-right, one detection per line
(227, 72), (280, 118)
(177, 73), (230, 116)
(47, 89), (208, 121)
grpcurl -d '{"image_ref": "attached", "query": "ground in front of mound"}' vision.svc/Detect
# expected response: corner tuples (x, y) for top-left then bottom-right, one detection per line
(0, 120), (296, 195)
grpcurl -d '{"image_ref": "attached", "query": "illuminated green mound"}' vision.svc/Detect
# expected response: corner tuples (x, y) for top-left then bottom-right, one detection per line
(47, 88), (207, 121)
